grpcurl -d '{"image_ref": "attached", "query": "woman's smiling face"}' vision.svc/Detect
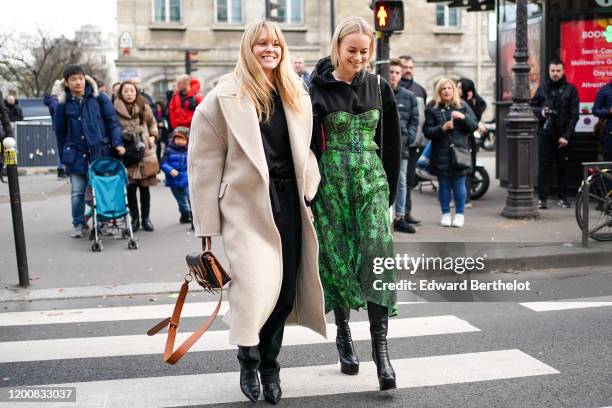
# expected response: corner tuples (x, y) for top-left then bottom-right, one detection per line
(252, 27), (282, 78)
(337, 32), (371, 76)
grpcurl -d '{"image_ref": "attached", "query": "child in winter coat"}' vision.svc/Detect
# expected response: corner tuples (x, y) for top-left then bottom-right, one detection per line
(161, 127), (191, 223)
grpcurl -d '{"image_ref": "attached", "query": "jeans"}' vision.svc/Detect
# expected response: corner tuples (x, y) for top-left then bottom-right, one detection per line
(405, 146), (419, 214)
(603, 132), (612, 162)
(170, 187), (191, 215)
(438, 175), (467, 214)
(394, 158), (408, 217)
(70, 174), (87, 226)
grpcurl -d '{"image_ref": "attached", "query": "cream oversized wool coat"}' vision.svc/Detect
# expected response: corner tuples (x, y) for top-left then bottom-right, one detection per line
(188, 76), (327, 346)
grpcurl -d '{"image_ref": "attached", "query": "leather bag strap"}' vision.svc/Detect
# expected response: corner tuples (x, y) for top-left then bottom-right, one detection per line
(147, 279), (223, 365)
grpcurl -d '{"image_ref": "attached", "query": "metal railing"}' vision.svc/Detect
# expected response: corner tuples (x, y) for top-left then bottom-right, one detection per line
(580, 161), (612, 247)
(13, 121), (58, 168)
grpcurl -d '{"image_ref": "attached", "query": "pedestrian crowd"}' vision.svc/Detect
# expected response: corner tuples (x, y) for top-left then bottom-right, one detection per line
(0, 15), (610, 406)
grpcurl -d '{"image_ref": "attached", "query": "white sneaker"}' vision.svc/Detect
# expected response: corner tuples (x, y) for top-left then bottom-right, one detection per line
(452, 214), (465, 228)
(70, 225), (84, 238)
(440, 213), (452, 227)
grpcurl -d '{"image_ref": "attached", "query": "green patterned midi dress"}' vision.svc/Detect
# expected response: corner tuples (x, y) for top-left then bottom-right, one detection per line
(312, 109), (397, 316)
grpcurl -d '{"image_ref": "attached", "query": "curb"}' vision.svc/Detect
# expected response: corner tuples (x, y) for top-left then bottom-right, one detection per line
(2, 243), (610, 302)
(0, 281), (185, 303)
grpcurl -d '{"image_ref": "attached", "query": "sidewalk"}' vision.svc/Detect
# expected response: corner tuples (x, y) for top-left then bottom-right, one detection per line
(1, 152), (610, 301)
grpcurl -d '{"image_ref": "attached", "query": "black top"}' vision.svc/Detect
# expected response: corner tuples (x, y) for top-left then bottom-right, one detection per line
(309, 56), (401, 206)
(259, 91), (295, 179)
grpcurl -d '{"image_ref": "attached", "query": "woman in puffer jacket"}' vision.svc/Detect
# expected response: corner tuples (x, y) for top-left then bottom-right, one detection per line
(424, 78), (478, 228)
(114, 80), (159, 232)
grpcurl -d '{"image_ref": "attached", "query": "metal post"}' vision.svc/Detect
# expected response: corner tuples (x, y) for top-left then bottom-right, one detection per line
(376, 31), (391, 82)
(2, 137), (29, 287)
(501, 0), (539, 219)
(582, 165), (589, 247)
(330, 0), (336, 38)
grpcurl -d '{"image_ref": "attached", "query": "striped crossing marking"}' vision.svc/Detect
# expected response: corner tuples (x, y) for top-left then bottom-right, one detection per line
(0, 315), (479, 363)
(520, 297), (612, 312)
(0, 301), (230, 327)
(0, 349), (558, 408)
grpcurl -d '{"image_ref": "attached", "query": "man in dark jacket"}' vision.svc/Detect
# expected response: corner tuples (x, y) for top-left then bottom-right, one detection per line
(593, 80), (612, 161)
(399, 56), (427, 104)
(5, 95), (24, 122)
(530, 59), (579, 209)
(389, 58), (419, 233)
(54, 64), (124, 238)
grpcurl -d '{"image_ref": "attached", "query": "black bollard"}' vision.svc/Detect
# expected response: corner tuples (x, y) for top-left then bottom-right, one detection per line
(3, 137), (29, 287)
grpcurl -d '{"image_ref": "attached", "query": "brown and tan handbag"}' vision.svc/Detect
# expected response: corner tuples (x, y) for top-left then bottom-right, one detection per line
(147, 237), (230, 364)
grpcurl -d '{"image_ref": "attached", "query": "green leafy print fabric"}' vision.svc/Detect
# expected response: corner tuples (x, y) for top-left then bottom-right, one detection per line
(312, 110), (397, 317)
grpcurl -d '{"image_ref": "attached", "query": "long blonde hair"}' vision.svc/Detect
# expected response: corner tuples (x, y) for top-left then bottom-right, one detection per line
(434, 78), (462, 109)
(330, 17), (375, 69)
(234, 21), (304, 122)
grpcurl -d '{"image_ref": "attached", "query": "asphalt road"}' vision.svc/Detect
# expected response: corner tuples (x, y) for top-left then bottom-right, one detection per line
(0, 267), (610, 408)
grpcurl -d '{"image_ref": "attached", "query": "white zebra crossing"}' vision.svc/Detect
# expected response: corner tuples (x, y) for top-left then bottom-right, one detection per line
(0, 315), (478, 363)
(520, 296), (612, 312)
(0, 301), (230, 327)
(0, 349), (559, 408)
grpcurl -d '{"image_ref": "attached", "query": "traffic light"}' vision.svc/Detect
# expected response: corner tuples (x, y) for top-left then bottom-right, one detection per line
(374, 1), (404, 32)
(265, 1), (284, 22)
(185, 50), (198, 74)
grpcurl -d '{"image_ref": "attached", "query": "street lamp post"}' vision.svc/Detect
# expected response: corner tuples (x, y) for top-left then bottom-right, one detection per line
(501, 0), (539, 219)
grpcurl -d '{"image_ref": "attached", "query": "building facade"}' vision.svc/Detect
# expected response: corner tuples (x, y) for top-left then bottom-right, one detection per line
(116, 0), (495, 118)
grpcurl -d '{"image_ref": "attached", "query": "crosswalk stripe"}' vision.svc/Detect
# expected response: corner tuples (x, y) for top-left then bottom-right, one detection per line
(0, 301), (428, 327)
(0, 301), (230, 327)
(520, 298), (612, 312)
(0, 349), (558, 408)
(0, 315), (479, 363)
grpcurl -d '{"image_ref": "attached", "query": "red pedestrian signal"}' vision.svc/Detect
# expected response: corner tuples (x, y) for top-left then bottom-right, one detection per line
(374, 1), (404, 32)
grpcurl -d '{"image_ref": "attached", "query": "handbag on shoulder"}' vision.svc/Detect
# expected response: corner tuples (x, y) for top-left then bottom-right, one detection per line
(443, 110), (472, 172)
(147, 237), (230, 364)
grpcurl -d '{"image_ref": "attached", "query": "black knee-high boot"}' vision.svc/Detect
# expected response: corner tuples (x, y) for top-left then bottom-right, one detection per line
(334, 307), (359, 374)
(237, 346), (261, 402)
(367, 302), (396, 391)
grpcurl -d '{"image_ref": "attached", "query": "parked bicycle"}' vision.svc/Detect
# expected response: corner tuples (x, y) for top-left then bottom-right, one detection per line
(575, 166), (612, 242)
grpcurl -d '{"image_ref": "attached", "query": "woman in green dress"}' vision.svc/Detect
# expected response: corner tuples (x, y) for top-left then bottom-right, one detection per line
(309, 17), (401, 391)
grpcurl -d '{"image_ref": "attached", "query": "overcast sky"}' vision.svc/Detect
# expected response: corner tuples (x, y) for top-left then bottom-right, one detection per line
(1, 0), (117, 38)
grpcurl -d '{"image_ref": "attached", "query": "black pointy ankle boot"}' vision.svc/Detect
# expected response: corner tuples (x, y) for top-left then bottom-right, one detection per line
(367, 303), (396, 391)
(334, 307), (359, 375)
(262, 381), (282, 404)
(237, 346), (261, 402)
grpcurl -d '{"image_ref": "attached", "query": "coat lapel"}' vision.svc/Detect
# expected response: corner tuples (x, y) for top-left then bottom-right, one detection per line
(218, 91), (269, 183)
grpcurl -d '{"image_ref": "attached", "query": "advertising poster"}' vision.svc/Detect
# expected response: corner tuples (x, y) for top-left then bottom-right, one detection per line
(499, 17), (542, 101)
(560, 18), (612, 131)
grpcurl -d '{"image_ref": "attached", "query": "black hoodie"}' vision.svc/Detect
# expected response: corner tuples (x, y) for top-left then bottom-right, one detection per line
(309, 56), (401, 206)
(529, 76), (579, 140)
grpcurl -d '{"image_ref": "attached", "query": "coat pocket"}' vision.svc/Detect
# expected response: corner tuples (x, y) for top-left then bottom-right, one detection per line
(218, 182), (228, 198)
(62, 146), (77, 165)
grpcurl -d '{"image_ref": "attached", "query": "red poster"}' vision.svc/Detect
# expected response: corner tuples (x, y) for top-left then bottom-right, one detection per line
(560, 18), (612, 113)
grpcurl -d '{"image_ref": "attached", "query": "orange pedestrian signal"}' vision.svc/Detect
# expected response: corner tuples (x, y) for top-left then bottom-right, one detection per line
(374, 1), (404, 32)
(377, 5), (388, 27)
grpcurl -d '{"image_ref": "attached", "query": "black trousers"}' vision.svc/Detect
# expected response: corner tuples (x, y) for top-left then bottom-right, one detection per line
(238, 179), (302, 382)
(537, 135), (570, 201)
(127, 183), (151, 218)
(405, 146), (419, 214)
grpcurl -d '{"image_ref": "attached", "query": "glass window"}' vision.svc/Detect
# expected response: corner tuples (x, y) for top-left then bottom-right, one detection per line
(271, 0), (302, 25)
(216, 0), (242, 24)
(154, 0), (166, 22)
(436, 5), (460, 28)
(153, 0), (181, 23)
(169, 0), (181, 22)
